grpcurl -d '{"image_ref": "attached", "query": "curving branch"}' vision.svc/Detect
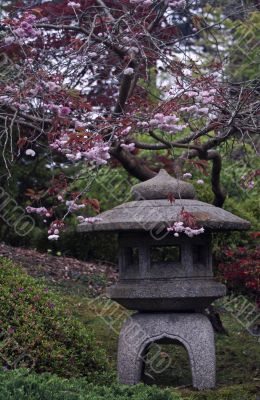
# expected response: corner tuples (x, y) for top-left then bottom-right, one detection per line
(109, 145), (156, 181)
(206, 150), (226, 207)
(181, 147), (226, 208)
(148, 130), (201, 151)
(114, 61), (136, 115)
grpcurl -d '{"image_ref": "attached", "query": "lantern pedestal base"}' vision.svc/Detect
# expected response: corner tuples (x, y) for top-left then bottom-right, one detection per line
(117, 312), (215, 390)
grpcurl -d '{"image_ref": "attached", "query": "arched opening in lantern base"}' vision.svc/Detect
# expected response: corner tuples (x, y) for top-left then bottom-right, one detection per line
(142, 339), (191, 387)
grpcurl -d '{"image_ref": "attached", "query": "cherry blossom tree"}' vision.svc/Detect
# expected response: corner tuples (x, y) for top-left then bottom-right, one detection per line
(0, 0), (259, 239)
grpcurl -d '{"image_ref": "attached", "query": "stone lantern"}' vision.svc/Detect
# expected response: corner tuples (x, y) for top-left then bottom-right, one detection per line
(78, 169), (250, 390)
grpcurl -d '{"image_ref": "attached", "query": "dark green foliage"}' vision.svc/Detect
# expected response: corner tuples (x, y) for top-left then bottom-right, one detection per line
(30, 228), (118, 263)
(0, 257), (108, 379)
(0, 369), (180, 400)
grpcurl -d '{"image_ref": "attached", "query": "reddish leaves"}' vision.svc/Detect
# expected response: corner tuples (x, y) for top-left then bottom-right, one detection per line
(187, 159), (209, 176)
(180, 207), (198, 229)
(25, 188), (46, 201)
(167, 192), (176, 204)
(217, 237), (260, 300)
(82, 198), (100, 214)
(17, 136), (28, 148)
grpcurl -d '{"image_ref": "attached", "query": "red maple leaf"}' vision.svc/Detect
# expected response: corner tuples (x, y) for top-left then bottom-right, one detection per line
(180, 207), (198, 229)
(167, 192), (176, 204)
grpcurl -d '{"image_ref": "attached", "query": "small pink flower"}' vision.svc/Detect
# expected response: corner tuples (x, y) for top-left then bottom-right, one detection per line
(123, 67), (134, 76)
(25, 14), (37, 24)
(48, 234), (59, 241)
(20, 21), (31, 30)
(58, 106), (71, 117)
(67, 1), (81, 8)
(25, 149), (36, 157)
(46, 82), (60, 92)
(120, 143), (135, 152)
(75, 120), (86, 129)
(84, 217), (102, 224)
(183, 172), (192, 179)
(121, 126), (131, 136)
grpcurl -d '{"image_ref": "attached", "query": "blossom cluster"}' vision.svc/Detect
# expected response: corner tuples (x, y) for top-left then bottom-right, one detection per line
(240, 170), (259, 191)
(26, 206), (50, 217)
(129, 0), (186, 7)
(67, 1), (81, 8)
(77, 216), (103, 224)
(120, 143), (136, 151)
(149, 113), (187, 134)
(47, 221), (64, 241)
(25, 149), (36, 157)
(179, 104), (209, 115)
(50, 134), (111, 166)
(167, 221), (204, 237)
(166, 0), (186, 8)
(185, 88), (217, 105)
(123, 67), (135, 76)
(5, 13), (40, 44)
(65, 200), (85, 212)
(129, 0), (153, 5)
(168, 73), (220, 124)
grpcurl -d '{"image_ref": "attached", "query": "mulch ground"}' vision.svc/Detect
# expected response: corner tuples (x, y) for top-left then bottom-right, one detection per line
(0, 243), (118, 296)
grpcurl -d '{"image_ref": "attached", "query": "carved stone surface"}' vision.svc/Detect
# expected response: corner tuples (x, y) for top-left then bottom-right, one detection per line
(107, 279), (226, 312)
(117, 312), (216, 390)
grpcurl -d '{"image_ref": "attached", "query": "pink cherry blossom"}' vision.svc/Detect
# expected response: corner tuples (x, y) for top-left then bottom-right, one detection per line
(25, 149), (36, 157)
(183, 172), (192, 179)
(67, 1), (81, 8)
(77, 216), (103, 224)
(120, 143), (135, 151)
(123, 67), (134, 76)
(26, 206), (49, 216)
(58, 106), (71, 117)
(48, 234), (59, 241)
(167, 221), (204, 237)
(66, 200), (85, 212)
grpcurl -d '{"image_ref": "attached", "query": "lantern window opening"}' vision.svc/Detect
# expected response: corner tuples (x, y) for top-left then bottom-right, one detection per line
(120, 246), (139, 269)
(151, 245), (181, 264)
(192, 245), (208, 266)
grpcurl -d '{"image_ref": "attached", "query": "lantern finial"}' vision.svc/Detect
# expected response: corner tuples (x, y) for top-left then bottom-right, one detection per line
(131, 169), (196, 200)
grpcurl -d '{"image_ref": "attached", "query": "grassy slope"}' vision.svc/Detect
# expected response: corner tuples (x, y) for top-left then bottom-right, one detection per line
(0, 255), (259, 399)
(66, 294), (260, 400)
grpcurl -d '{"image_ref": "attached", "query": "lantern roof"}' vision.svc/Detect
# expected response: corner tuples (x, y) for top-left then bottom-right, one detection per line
(78, 170), (250, 233)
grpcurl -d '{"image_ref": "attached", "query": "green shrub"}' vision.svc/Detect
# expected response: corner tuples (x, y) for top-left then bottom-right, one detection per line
(0, 257), (108, 379)
(0, 369), (258, 400)
(0, 369), (181, 400)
